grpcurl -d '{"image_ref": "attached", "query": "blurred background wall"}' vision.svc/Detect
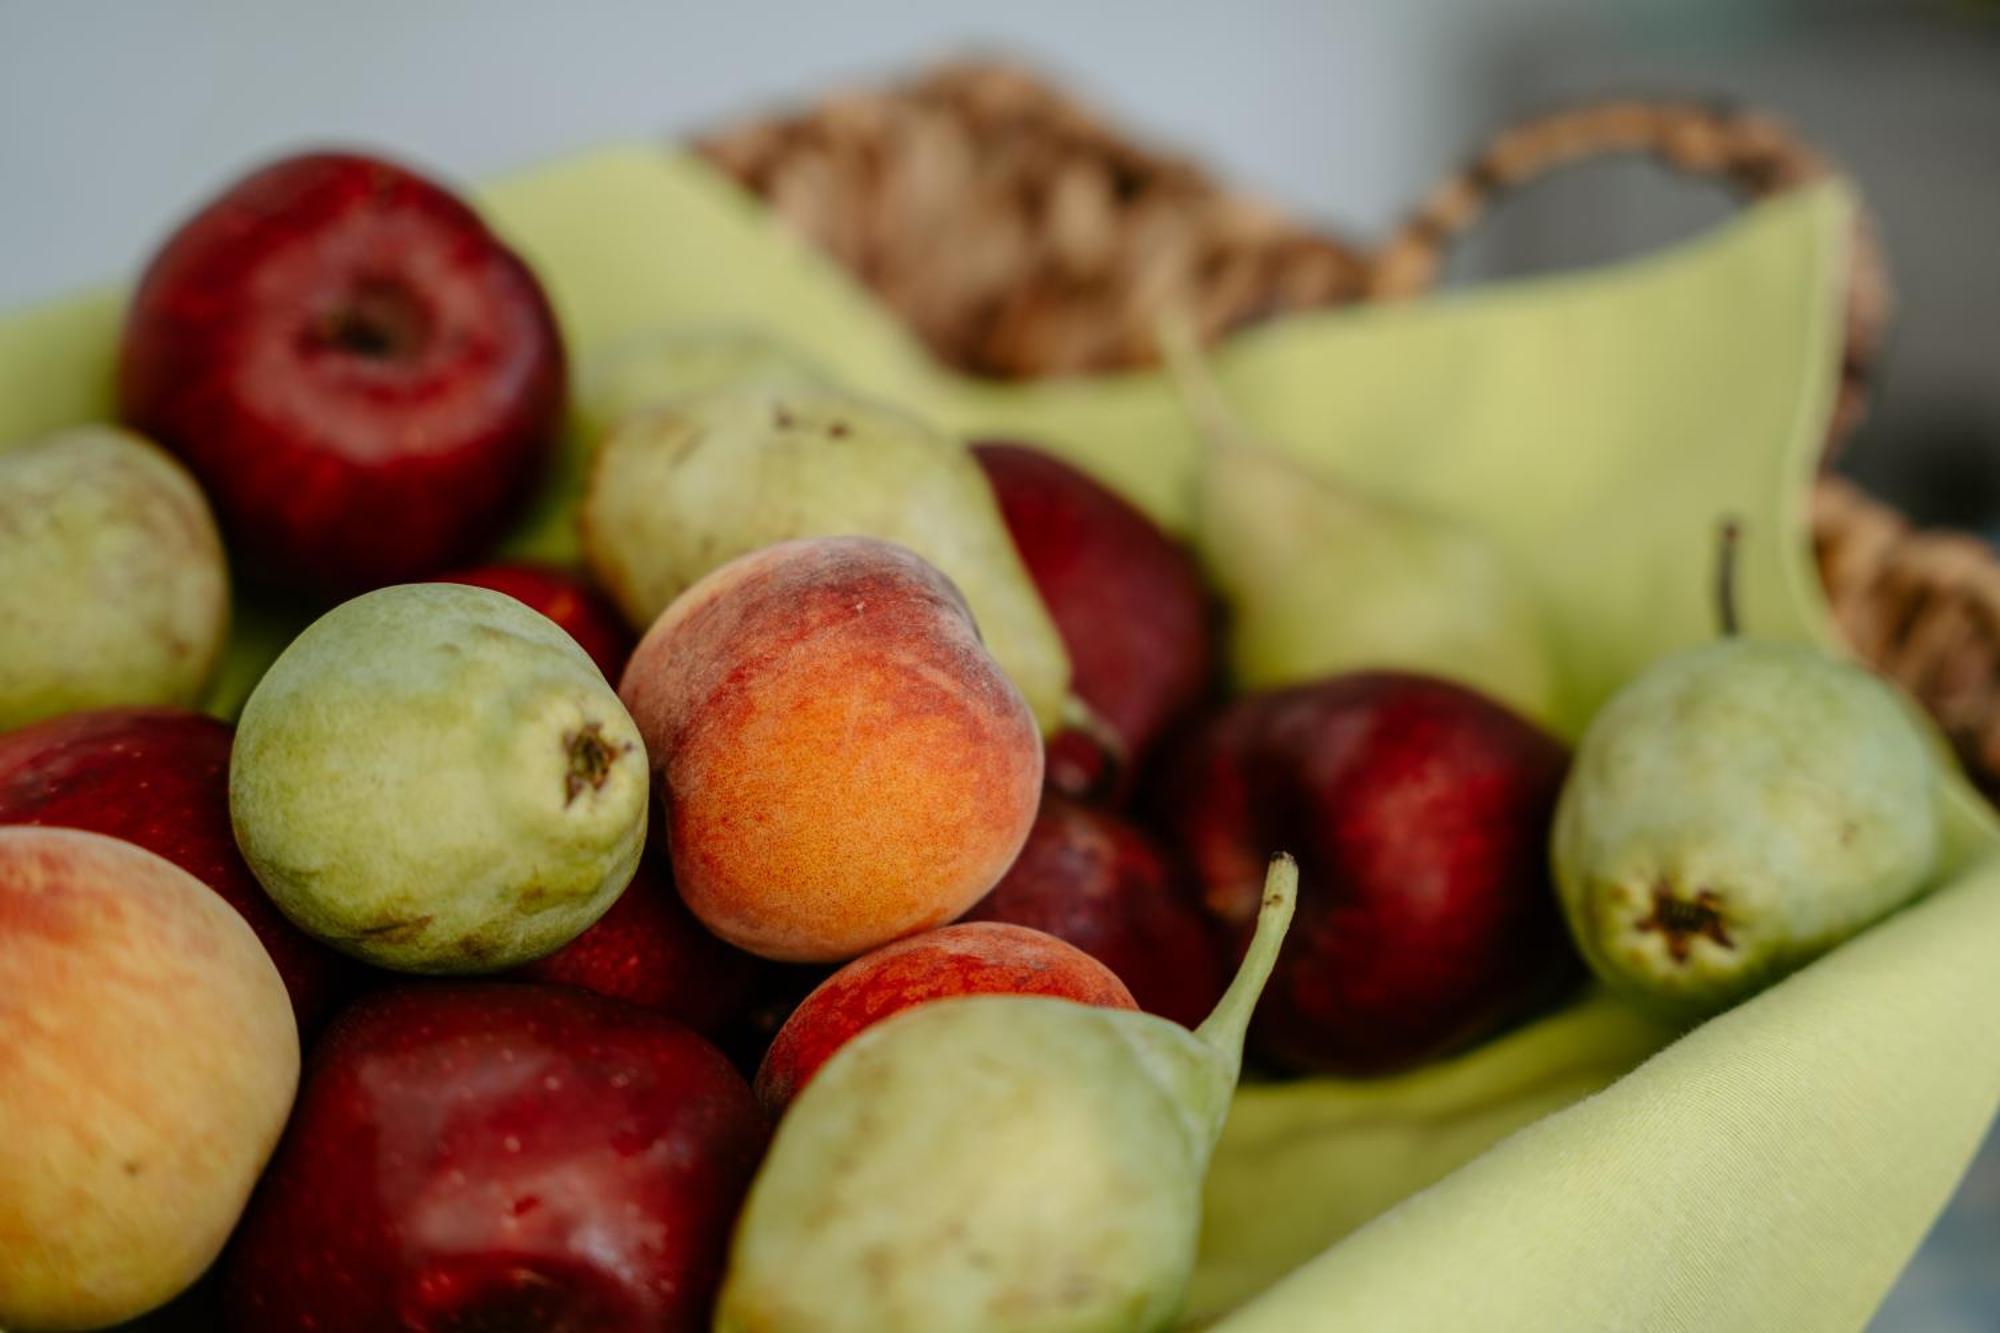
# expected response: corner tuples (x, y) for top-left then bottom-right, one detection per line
(2, 2), (1995, 1326)
(5, 0), (1994, 525)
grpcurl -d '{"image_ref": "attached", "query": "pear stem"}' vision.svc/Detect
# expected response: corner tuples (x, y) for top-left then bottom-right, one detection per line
(1714, 515), (1744, 638)
(1195, 854), (1299, 1061)
(1155, 312), (1254, 457)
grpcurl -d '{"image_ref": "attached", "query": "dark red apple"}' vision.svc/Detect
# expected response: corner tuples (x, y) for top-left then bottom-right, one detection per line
(753, 922), (1135, 1114)
(509, 826), (759, 1036)
(0, 707), (349, 1028)
(438, 562), (634, 681)
(962, 791), (1224, 1028)
(1162, 673), (1578, 1075)
(973, 441), (1211, 802)
(223, 984), (767, 1333)
(119, 151), (565, 595)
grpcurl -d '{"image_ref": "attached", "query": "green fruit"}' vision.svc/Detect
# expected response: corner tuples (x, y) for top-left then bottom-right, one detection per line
(581, 386), (1072, 732)
(1196, 435), (1556, 721)
(575, 324), (827, 445)
(0, 425), (228, 729)
(229, 583), (648, 973)
(504, 325), (827, 566)
(1167, 333), (1556, 723)
(716, 857), (1297, 1333)
(1553, 639), (1938, 1018)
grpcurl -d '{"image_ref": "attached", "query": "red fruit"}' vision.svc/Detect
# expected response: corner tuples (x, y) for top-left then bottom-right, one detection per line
(119, 151), (565, 595)
(973, 441), (1211, 802)
(510, 829), (758, 1036)
(1163, 673), (1577, 1075)
(0, 707), (348, 1028)
(754, 922), (1135, 1114)
(964, 791), (1223, 1028)
(224, 984), (766, 1333)
(437, 562), (634, 682)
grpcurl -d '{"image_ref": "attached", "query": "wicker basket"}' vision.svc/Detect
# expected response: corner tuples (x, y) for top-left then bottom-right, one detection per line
(696, 61), (2000, 796)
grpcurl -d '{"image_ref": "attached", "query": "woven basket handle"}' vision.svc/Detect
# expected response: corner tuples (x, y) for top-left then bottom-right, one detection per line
(1369, 99), (1891, 452)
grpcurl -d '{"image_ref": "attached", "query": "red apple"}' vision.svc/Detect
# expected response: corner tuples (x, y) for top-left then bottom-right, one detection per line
(0, 707), (349, 1028)
(223, 983), (766, 1333)
(119, 151), (565, 595)
(963, 791), (1224, 1028)
(437, 562), (634, 682)
(509, 826), (759, 1036)
(754, 922), (1135, 1114)
(1162, 672), (1577, 1075)
(973, 441), (1212, 802)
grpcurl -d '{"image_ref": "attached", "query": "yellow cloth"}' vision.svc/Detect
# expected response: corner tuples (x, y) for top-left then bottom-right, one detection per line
(4, 146), (1994, 1332)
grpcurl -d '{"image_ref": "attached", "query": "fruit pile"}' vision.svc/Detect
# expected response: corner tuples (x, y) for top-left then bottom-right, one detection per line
(0, 150), (1945, 1333)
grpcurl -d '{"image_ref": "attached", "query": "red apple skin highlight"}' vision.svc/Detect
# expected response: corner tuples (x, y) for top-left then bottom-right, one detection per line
(510, 824), (760, 1037)
(973, 441), (1212, 802)
(1164, 672), (1578, 1076)
(119, 151), (565, 595)
(753, 921), (1136, 1115)
(223, 984), (767, 1333)
(0, 706), (350, 1029)
(437, 562), (634, 683)
(964, 791), (1224, 1029)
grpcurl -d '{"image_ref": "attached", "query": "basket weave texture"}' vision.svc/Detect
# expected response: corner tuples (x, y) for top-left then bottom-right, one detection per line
(696, 61), (2000, 797)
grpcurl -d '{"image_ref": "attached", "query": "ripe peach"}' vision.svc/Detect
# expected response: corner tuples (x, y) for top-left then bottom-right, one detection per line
(753, 921), (1135, 1113)
(0, 827), (298, 1330)
(619, 536), (1043, 963)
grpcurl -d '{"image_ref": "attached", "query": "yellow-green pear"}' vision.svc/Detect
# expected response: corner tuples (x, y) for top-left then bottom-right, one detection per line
(581, 385), (1072, 732)
(1167, 333), (1557, 723)
(230, 584), (649, 973)
(574, 323), (827, 446)
(1554, 639), (1938, 1019)
(505, 324), (827, 565)
(715, 856), (1297, 1333)
(0, 425), (229, 729)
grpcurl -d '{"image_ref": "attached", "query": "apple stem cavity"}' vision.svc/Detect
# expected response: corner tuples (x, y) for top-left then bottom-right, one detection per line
(320, 280), (430, 361)
(1714, 515), (1744, 639)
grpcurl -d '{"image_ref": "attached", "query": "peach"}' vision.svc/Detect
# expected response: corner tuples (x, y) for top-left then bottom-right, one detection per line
(619, 536), (1043, 963)
(0, 827), (299, 1331)
(754, 921), (1136, 1113)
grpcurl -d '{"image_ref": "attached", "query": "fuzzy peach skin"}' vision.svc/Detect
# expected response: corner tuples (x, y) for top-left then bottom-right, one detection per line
(0, 827), (299, 1331)
(755, 921), (1135, 1113)
(619, 536), (1044, 963)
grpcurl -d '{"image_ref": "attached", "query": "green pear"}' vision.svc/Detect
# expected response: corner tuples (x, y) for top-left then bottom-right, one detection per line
(0, 425), (229, 730)
(1553, 639), (1938, 1019)
(504, 324), (827, 565)
(230, 583), (648, 973)
(581, 386), (1072, 732)
(716, 856), (1297, 1333)
(574, 323), (828, 446)
(1167, 333), (1556, 723)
